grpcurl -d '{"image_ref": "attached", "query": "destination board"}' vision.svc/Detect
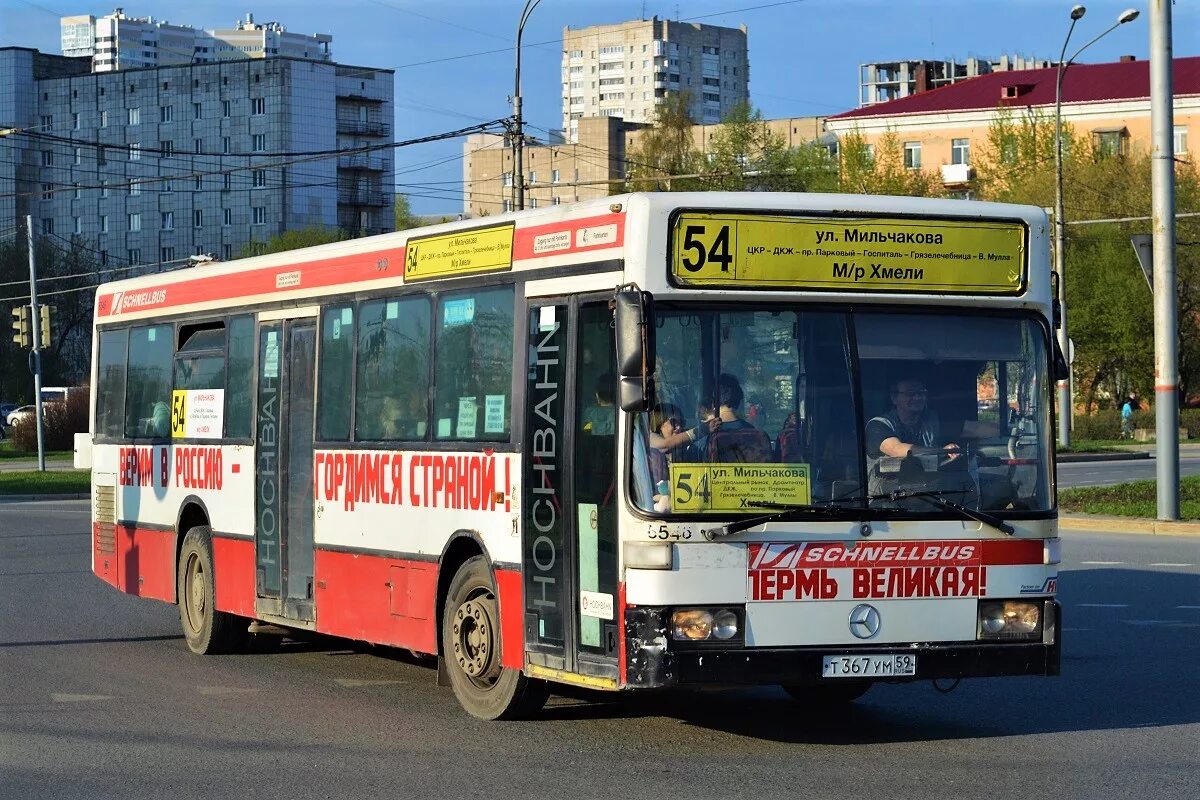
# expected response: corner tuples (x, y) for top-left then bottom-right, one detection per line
(670, 213), (1025, 293)
(668, 462), (811, 513)
(404, 223), (514, 281)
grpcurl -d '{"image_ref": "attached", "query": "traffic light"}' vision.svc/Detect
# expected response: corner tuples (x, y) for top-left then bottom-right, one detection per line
(38, 305), (51, 349)
(10, 305), (30, 348)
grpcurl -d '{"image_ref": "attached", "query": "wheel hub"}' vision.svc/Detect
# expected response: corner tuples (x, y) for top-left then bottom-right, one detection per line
(452, 599), (493, 678)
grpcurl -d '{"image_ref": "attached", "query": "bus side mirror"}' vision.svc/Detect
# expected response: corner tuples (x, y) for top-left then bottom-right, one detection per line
(1052, 338), (1069, 382)
(612, 284), (656, 413)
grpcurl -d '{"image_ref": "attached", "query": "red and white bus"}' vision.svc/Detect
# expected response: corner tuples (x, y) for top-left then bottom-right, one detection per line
(81, 192), (1061, 718)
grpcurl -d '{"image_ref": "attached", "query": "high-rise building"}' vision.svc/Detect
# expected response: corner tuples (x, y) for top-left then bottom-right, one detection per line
(561, 17), (749, 140)
(858, 54), (1052, 107)
(60, 9), (332, 73)
(1, 47), (394, 267)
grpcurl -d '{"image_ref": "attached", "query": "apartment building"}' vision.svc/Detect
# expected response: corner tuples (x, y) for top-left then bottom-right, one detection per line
(462, 115), (824, 218)
(1, 48), (394, 267)
(60, 9), (332, 72)
(827, 55), (1198, 196)
(859, 54), (1051, 107)
(562, 17), (749, 140)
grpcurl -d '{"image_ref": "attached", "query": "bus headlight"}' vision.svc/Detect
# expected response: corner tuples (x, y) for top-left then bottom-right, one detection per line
(712, 609), (739, 640)
(977, 601), (1042, 640)
(671, 609), (713, 640)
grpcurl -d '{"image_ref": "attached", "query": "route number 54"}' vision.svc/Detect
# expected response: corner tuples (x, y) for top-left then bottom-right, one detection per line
(679, 224), (733, 273)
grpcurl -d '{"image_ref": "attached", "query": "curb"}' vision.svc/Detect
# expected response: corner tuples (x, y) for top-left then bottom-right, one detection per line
(1056, 451), (1151, 463)
(0, 493), (89, 503)
(1059, 512), (1200, 536)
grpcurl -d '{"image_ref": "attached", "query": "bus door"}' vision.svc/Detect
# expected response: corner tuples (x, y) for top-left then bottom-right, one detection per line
(522, 297), (620, 685)
(254, 317), (317, 623)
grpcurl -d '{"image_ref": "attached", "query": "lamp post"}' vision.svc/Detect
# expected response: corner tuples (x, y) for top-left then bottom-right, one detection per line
(1053, 5), (1140, 448)
(513, 0), (545, 211)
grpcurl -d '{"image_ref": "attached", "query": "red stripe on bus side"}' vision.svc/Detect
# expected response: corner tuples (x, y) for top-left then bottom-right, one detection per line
(312, 549), (438, 654)
(112, 523), (176, 602)
(211, 536), (256, 618)
(510, 212), (626, 260)
(98, 246), (407, 317)
(978, 539), (1045, 565)
(494, 567), (524, 671)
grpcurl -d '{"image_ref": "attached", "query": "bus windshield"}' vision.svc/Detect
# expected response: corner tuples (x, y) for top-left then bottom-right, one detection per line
(631, 305), (1051, 516)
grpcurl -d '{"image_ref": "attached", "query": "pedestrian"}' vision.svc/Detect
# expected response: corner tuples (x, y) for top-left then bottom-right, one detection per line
(1120, 394), (1135, 439)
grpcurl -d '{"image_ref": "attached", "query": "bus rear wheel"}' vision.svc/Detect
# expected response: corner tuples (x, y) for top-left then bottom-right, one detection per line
(781, 681), (872, 705)
(442, 556), (547, 720)
(178, 526), (248, 655)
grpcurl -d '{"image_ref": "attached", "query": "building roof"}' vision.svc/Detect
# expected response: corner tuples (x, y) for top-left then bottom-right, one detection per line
(829, 55), (1200, 121)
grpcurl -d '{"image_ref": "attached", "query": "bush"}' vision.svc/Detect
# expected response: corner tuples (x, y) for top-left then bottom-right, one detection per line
(1072, 407), (1198, 440)
(10, 388), (88, 452)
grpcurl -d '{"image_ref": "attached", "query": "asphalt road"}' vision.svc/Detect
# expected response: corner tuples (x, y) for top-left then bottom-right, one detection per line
(1057, 453), (1200, 488)
(1, 499), (1197, 800)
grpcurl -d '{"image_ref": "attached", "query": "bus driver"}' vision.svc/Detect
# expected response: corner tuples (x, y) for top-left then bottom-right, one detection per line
(866, 376), (960, 495)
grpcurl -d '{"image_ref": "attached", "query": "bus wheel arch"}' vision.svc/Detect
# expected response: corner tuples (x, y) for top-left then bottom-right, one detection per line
(174, 498), (211, 603)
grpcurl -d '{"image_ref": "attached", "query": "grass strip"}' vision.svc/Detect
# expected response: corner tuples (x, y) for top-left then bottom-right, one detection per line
(0, 469), (91, 495)
(1059, 475), (1200, 519)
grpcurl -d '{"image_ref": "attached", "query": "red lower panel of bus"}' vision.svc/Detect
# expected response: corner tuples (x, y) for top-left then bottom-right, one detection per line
(92, 523), (176, 602)
(312, 550), (524, 668)
(211, 536), (256, 618)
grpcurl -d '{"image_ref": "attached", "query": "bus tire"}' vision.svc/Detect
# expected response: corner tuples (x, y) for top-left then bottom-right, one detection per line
(781, 681), (872, 705)
(177, 526), (248, 655)
(442, 555), (547, 720)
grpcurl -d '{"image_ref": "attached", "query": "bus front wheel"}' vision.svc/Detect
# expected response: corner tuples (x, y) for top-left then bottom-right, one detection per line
(177, 526), (248, 655)
(442, 556), (547, 720)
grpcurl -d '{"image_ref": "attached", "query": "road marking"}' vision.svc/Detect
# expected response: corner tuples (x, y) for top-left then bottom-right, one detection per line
(197, 686), (258, 697)
(51, 693), (114, 702)
(1080, 561), (1124, 565)
(1149, 563), (1193, 568)
(1062, 627), (1092, 632)
(1177, 605), (1200, 610)
(1077, 603), (1128, 608)
(1123, 620), (1200, 628)
(334, 678), (406, 688)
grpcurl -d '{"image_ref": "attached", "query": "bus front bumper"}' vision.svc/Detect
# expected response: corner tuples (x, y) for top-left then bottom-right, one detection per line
(624, 602), (1061, 688)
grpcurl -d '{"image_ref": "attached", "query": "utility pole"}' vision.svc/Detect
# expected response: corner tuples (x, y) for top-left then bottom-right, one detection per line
(1150, 0), (1179, 520)
(25, 216), (46, 471)
(513, 0), (544, 212)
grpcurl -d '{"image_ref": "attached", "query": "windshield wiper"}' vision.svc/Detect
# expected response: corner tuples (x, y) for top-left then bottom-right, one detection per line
(876, 489), (1015, 535)
(704, 501), (845, 539)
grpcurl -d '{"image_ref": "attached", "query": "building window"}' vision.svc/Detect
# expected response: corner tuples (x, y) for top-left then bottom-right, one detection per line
(40, 218), (53, 235)
(129, 143), (140, 161)
(223, 173), (231, 190)
(194, 175), (203, 190)
(529, 170), (537, 184)
(903, 141), (922, 169)
(163, 179), (173, 193)
(252, 206), (266, 225)
(127, 249), (140, 264)
(252, 169), (267, 188)
(73, 184), (82, 200)
(161, 140), (173, 155)
(252, 134), (266, 152)
(72, 113), (80, 130)
(100, 250), (108, 266)
(194, 138), (202, 154)
(100, 110), (108, 128)
(193, 210), (203, 228)
(130, 181), (141, 196)
(40, 114), (52, 130)
(502, 172), (513, 187)
(127, 107), (139, 126)
(222, 136), (230, 154)
(41, 183), (53, 201)
(41, 150), (53, 166)
(251, 97), (265, 115)
(222, 244), (232, 260)
(101, 181), (109, 198)
(1173, 126), (1188, 155)
(502, 200), (512, 213)
(159, 105), (172, 123)
(1093, 128), (1128, 159)
(73, 217), (82, 235)
(552, 196), (562, 205)
(161, 211), (174, 230)
(223, 208), (232, 226)
(100, 215), (108, 233)
(951, 138), (970, 166)
(193, 102), (202, 120)
(552, 169), (560, 183)
(161, 246), (175, 263)
(222, 100), (230, 117)
(128, 213), (141, 232)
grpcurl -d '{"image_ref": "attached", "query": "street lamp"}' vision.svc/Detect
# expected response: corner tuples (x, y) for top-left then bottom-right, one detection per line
(513, 0), (545, 211)
(1053, 5), (1139, 448)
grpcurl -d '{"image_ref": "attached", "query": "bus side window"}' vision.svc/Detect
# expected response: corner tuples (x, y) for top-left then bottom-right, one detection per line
(432, 286), (514, 442)
(355, 296), (431, 441)
(224, 316), (254, 439)
(317, 304), (355, 441)
(124, 324), (173, 439)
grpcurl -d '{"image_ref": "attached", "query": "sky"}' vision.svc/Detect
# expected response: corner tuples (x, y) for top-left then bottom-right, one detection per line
(1, 0), (1196, 215)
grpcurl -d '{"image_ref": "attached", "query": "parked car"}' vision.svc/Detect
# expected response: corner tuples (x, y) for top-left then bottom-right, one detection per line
(5, 405), (38, 427)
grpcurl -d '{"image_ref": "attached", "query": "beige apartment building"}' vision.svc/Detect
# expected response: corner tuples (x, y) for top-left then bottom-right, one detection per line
(562, 17), (749, 140)
(826, 55), (1198, 196)
(462, 115), (824, 217)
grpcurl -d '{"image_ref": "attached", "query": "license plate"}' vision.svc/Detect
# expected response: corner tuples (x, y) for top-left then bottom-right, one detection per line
(822, 654), (917, 678)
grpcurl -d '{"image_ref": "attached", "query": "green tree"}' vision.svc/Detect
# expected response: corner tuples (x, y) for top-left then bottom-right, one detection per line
(836, 130), (943, 196)
(240, 226), (348, 258)
(624, 91), (704, 192)
(703, 102), (791, 191)
(394, 194), (418, 230)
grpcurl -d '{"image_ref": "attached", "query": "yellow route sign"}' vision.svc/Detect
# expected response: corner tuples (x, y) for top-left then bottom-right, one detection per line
(671, 213), (1025, 294)
(668, 462), (811, 513)
(403, 223), (514, 282)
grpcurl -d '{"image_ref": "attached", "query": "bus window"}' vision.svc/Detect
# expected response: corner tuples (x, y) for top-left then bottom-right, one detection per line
(224, 316), (254, 439)
(317, 304), (355, 441)
(433, 286), (514, 442)
(124, 324), (173, 439)
(95, 329), (128, 439)
(174, 322), (226, 392)
(355, 295), (431, 441)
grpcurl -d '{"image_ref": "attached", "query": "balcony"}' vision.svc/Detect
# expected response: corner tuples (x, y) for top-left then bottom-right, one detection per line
(940, 163), (975, 186)
(336, 119), (390, 137)
(338, 188), (389, 207)
(338, 154), (387, 172)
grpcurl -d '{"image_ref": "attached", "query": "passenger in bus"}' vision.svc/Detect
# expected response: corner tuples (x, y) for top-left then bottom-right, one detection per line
(146, 400), (170, 437)
(581, 373), (616, 435)
(703, 373), (773, 463)
(865, 376), (961, 495)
